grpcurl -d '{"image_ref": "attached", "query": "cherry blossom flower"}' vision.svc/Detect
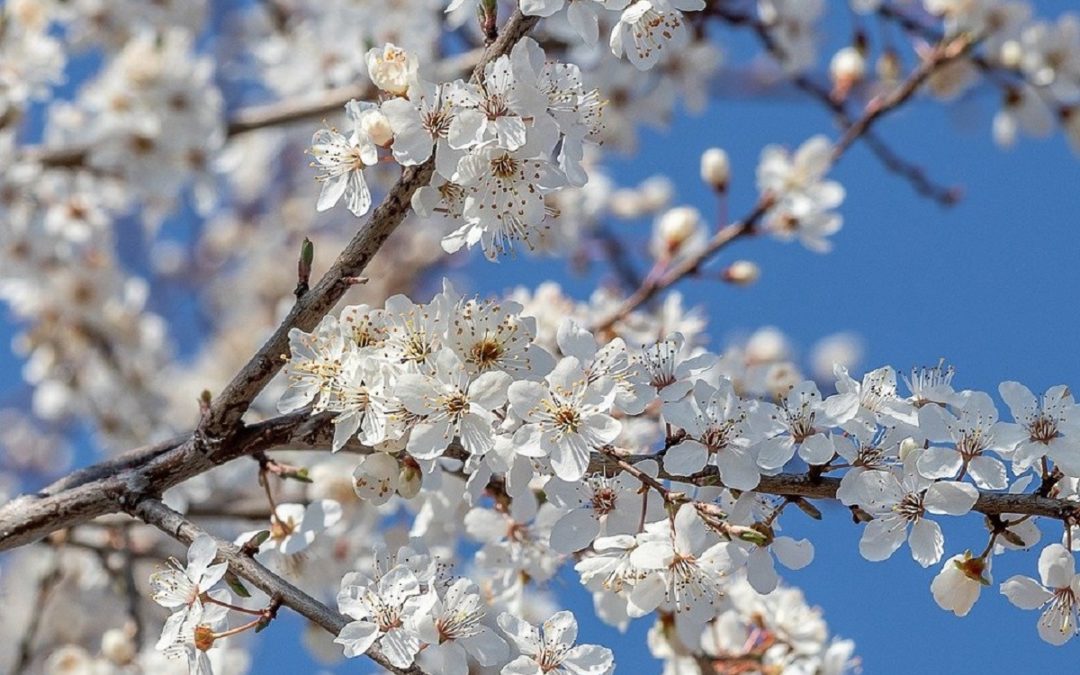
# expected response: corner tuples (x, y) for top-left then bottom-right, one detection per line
(509, 356), (621, 482)
(335, 564), (426, 667)
(413, 579), (509, 674)
(546, 469), (658, 553)
(278, 316), (348, 414)
(1001, 543), (1080, 645)
(447, 294), (552, 377)
(381, 80), (461, 178)
(629, 504), (741, 617)
(916, 391), (1013, 490)
(352, 453), (402, 505)
(610, 0), (704, 72)
(308, 100), (380, 217)
(996, 381), (1080, 475)
(396, 347), (511, 459)
(757, 135), (845, 253)
(555, 319), (649, 415)
(753, 380), (858, 471)
(498, 610), (615, 675)
(150, 534), (228, 633)
(636, 333), (716, 405)
(448, 141), (566, 259)
(325, 357), (391, 451)
(854, 454), (978, 567)
(663, 379), (764, 490)
(446, 55), (546, 152)
(238, 500), (343, 556)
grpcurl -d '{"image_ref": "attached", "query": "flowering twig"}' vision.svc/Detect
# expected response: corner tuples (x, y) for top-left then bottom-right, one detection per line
(130, 498), (424, 675)
(590, 30), (975, 334)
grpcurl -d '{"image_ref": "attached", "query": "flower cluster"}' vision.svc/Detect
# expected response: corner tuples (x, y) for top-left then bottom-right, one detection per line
(311, 40), (603, 260)
(280, 284), (1080, 651)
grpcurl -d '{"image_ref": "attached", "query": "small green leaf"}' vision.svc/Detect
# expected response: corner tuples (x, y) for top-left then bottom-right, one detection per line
(224, 570), (251, 598)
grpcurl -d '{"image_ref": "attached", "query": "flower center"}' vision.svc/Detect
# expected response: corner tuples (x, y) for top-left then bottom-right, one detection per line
(490, 152), (519, 179)
(469, 338), (504, 370)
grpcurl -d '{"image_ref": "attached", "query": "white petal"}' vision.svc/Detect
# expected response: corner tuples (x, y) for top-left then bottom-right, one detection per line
(663, 440), (707, 475)
(335, 620), (379, 658)
(1038, 543), (1076, 589)
(1001, 575), (1053, 609)
(859, 515), (907, 562)
(923, 480), (979, 516)
(772, 536), (814, 570)
(908, 518), (945, 567)
(916, 447), (963, 479)
(550, 509), (602, 554)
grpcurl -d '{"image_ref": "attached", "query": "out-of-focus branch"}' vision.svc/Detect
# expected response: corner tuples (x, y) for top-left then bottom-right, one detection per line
(26, 48), (485, 168)
(12, 554), (62, 675)
(708, 3), (961, 206)
(588, 31), (975, 334)
(131, 498), (423, 674)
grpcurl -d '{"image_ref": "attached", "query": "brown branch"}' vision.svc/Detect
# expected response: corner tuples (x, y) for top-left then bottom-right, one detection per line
(708, 3), (960, 207)
(27, 48), (486, 169)
(592, 454), (1080, 522)
(130, 498), (423, 674)
(589, 30), (974, 334)
(12, 553), (62, 674)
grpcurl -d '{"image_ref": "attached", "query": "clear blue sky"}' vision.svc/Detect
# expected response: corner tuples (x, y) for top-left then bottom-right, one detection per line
(5, 2), (1080, 672)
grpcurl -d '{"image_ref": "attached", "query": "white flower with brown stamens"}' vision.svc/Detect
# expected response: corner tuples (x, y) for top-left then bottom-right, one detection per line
(396, 347), (511, 459)
(447, 141), (566, 260)
(854, 452), (978, 567)
(335, 564), (426, 668)
(308, 99), (380, 217)
(609, 0), (703, 72)
(917, 391), (1013, 490)
(996, 381), (1080, 476)
(411, 579), (508, 675)
(498, 610), (614, 675)
(149, 534), (227, 624)
(753, 379), (858, 471)
(278, 315), (349, 414)
(1002, 543), (1080, 645)
(508, 356), (621, 482)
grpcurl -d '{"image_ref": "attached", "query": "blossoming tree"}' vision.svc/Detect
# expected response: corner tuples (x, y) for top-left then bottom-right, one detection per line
(1, 0), (1079, 673)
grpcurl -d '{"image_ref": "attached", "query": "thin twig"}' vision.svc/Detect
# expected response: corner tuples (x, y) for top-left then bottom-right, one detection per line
(131, 498), (424, 674)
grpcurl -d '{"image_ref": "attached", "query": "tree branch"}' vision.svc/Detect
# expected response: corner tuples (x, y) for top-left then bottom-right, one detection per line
(707, 3), (961, 207)
(588, 30), (974, 333)
(130, 498), (423, 674)
(26, 49), (486, 168)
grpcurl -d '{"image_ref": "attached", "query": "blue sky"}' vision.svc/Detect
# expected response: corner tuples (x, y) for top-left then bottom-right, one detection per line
(5, 2), (1080, 672)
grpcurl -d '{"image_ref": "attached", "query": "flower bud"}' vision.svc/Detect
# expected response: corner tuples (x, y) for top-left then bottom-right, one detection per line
(657, 207), (701, 248)
(722, 260), (760, 285)
(746, 327), (790, 364)
(876, 49), (902, 84)
(101, 628), (136, 665)
(898, 436), (921, 461)
(699, 147), (730, 191)
(194, 624), (216, 652)
(998, 39), (1023, 70)
(397, 462), (422, 499)
(830, 46), (866, 100)
(365, 44), (417, 96)
(652, 206), (703, 260)
(359, 108), (394, 146)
